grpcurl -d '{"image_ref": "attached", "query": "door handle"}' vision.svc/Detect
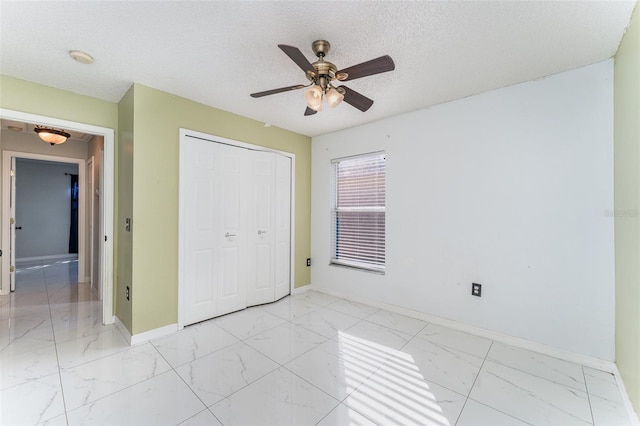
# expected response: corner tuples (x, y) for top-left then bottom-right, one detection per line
(225, 232), (236, 238)
(15, 226), (22, 230)
(257, 230), (267, 235)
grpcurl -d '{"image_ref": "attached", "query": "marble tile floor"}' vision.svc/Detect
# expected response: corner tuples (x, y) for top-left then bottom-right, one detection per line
(0, 260), (635, 425)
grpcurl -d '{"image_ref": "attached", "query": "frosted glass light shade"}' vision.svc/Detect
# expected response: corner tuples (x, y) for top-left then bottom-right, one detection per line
(304, 85), (323, 111)
(326, 87), (344, 108)
(34, 127), (70, 145)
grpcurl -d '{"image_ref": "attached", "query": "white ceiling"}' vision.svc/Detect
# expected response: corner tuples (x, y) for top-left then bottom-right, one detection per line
(0, 1), (635, 137)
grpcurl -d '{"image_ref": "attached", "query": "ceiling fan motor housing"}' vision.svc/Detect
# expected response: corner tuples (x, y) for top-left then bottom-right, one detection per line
(307, 40), (339, 90)
(312, 40), (330, 57)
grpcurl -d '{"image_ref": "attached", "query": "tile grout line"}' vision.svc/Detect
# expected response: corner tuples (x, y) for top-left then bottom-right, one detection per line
(454, 340), (493, 425)
(153, 341), (226, 425)
(456, 346), (552, 426)
(582, 365), (597, 425)
(288, 295), (369, 425)
(483, 343), (593, 394)
(204, 310), (343, 423)
(151, 303), (338, 425)
(63, 341), (194, 420)
(41, 260), (71, 425)
(205, 304), (359, 424)
(42, 260), (128, 423)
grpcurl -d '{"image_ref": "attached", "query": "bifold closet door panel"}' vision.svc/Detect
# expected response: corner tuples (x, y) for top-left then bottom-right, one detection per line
(274, 155), (292, 301)
(183, 139), (220, 326)
(216, 144), (248, 316)
(246, 151), (276, 307)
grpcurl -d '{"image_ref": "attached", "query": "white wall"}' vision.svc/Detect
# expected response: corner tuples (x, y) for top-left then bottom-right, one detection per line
(311, 60), (615, 360)
(15, 159), (79, 259)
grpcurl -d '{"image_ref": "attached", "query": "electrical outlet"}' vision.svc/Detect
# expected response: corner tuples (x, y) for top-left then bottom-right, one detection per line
(472, 283), (482, 297)
(126, 286), (130, 301)
(306, 258), (311, 267)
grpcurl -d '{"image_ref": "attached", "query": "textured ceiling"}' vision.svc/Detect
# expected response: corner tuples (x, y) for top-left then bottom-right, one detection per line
(0, 1), (636, 137)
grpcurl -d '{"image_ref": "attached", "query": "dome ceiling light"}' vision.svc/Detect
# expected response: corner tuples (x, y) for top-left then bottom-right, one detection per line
(34, 126), (71, 146)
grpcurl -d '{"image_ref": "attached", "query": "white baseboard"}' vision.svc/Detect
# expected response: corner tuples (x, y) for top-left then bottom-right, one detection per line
(612, 365), (640, 425)
(114, 317), (132, 344)
(17, 254), (78, 262)
(309, 285), (616, 372)
(292, 284), (311, 295)
(130, 323), (178, 345)
(115, 317), (177, 346)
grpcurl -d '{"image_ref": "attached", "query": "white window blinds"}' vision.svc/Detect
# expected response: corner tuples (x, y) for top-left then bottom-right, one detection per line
(331, 152), (385, 272)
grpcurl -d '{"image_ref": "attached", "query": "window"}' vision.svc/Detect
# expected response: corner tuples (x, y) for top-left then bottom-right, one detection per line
(331, 152), (385, 272)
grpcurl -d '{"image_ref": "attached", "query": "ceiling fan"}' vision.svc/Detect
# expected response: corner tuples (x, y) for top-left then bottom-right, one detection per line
(250, 40), (395, 116)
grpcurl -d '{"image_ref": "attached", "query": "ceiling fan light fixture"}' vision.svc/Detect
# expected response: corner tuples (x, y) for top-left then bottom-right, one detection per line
(326, 87), (344, 108)
(309, 99), (323, 112)
(251, 41), (395, 116)
(34, 126), (70, 145)
(304, 85), (323, 111)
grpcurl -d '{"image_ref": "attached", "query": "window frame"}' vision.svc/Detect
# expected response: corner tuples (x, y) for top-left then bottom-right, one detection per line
(330, 151), (386, 274)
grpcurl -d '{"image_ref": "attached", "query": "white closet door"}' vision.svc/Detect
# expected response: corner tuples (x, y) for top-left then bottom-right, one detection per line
(216, 144), (248, 316)
(181, 135), (292, 326)
(246, 151), (276, 306)
(183, 139), (220, 325)
(274, 155), (292, 300)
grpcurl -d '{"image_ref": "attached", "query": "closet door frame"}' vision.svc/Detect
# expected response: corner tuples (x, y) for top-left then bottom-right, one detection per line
(177, 128), (296, 330)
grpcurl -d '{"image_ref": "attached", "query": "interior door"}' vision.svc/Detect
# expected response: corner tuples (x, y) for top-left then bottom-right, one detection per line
(216, 144), (248, 316)
(246, 150), (276, 306)
(274, 154), (292, 300)
(183, 139), (220, 325)
(9, 157), (16, 292)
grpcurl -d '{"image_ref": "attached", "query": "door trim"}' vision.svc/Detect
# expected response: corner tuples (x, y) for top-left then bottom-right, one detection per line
(4, 151), (86, 285)
(87, 156), (95, 290)
(178, 128), (296, 329)
(0, 109), (115, 326)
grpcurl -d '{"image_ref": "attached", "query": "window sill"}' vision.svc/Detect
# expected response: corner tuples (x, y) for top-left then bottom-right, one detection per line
(329, 261), (385, 275)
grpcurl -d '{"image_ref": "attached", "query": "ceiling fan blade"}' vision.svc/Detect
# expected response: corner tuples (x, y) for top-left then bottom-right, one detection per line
(337, 55), (395, 81)
(340, 86), (374, 112)
(250, 84), (306, 98)
(304, 107), (317, 116)
(278, 45), (316, 75)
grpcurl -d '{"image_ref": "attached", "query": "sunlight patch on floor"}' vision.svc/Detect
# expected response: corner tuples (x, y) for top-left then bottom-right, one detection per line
(338, 331), (451, 426)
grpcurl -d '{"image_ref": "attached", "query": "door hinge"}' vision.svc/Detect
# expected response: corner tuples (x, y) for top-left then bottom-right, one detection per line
(10, 169), (15, 177)
(10, 217), (15, 225)
(10, 266), (14, 273)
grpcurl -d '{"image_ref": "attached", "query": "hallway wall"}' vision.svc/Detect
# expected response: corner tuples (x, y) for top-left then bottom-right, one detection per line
(15, 159), (79, 259)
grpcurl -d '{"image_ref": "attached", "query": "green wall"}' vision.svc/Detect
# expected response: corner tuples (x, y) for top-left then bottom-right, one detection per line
(0, 76), (312, 336)
(116, 87), (134, 332)
(128, 84), (311, 334)
(614, 1), (640, 416)
(0, 76), (118, 129)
